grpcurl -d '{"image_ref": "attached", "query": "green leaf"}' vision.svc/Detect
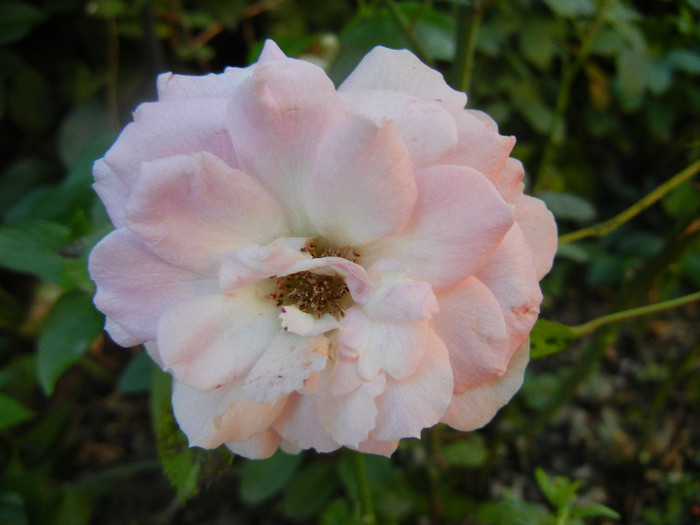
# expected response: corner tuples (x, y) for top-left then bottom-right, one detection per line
(529, 319), (578, 359)
(239, 449), (302, 504)
(0, 492), (29, 525)
(0, 392), (34, 429)
(539, 191), (596, 223)
(667, 49), (700, 74)
(443, 434), (488, 467)
(534, 468), (558, 507)
(150, 369), (201, 502)
(542, 0), (595, 17)
(0, 1), (47, 45)
(36, 290), (104, 395)
(0, 221), (70, 283)
(571, 502), (621, 519)
(282, 461), (337, 520)
(117, 351), (156, 393)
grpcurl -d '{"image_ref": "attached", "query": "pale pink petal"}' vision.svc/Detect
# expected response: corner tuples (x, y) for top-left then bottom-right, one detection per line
(316, 362), (386, 447)
(157, 67), (247, 101)
(475, 225), (543, 354)
(126, 152), (289, 274)
(328, 355), (364, 396)
(432, 276), (510, 392)
(279, 256), (374, 304)
(89, 229), (217, 344)
(363, 259), (438, 323)
(225, 429), (282, 459)
(171, 379), (287, 448)
(227, 59), (345, 232)
(279, 306), (340, 336)
(240, 332), (330, 404)
(370, 329), (453, 441)
(339, 307), (428, 381)
(356, 439), (399, 457)
(219, 238), (308, 292)
(442, 109), (515, 183)
(363, 165), (514, 292)
(258, 39), (287, 62)
(306, 116), (416, 246)
(157, 289), (280, 391)
(339, 90), (458, 168)
(339, 47), (467, 109)
(441, 339), (529, 431)
(143, 341), (163, 368)
(274, 393), (340, 453)
(93, 159), (128, 228)
(514, 195), (558, 280)
(104, 98), (237, 190)
(103, 317), (142, 348)
(495, 157), (526, 203)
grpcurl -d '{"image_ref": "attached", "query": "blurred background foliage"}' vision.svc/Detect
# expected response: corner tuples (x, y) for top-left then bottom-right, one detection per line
(0, 0), (699, 523)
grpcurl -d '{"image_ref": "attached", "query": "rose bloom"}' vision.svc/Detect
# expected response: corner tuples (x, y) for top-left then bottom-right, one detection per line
(89, 40), (557, 459)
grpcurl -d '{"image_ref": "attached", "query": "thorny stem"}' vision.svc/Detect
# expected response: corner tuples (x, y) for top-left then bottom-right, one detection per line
(354, 452), (377, 525)
(385, 0), (434, 67)
(534, 0), (611, 192)
(570, 290), (700, 338)
(558, 158), (700, 244)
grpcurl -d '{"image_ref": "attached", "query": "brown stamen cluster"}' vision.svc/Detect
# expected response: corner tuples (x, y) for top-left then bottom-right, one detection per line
(268, 271), (349, 318)
(266, 237), (361, 319)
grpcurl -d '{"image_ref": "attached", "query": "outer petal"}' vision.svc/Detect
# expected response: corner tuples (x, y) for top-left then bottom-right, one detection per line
(514, 195), (558, 280)
(157, 289), (280, 391)
(172, 379), (286, 448)
(227, 58), (346, 232)
(93, 159), (129, 228)
(157, 67), (248, 101)
(306, 116), (416, 247)
(315, 361), (386, 447)
(356, 439), (399, 457)
(225, 429), (282, 460)
(432, 276), (510, 392)
(274, 393), (340, 453)
(475, 225), (543, 355)
(126, 152), (289, 274)
(240, 331), (330, 404)
(339, 90), (458, 168)
(442, 108), (515, 183)
(370, 329), (454, 441)
(89, 229), (217, 345)
(363, 165), (514, 292)
(339, 307), (428, 381)
(339, 47), (467, 109)
(441, 339), (529, 431)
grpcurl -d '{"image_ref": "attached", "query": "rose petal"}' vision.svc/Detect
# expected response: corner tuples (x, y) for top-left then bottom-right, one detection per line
(475, 225), (543, 354)
(89, 229), (217, 345)
(93, 159), (129, 228)
(441, 339), (529, 431)
(363, 165), (514, 292)
(225, 428), (282, 459)
(339, 306), (428, 381)
(432, 276), (510, 392)
(442, 108), (515, 183)
(274, 393), (340, 453)
(157, 289), (280, 391)
(172, 379), (287, 448)
(126, 152), (289, 274)
(339, 90), (458, 168)
(227, 58), (345, 232)
(240, 331), (330, 404)
(356, 439), (399, 457)
(339, 47), (467, 109)
(514, 195), (558, 280)
(157, 67), (248, 101)
(306, 116), (417, 246)
(370, 329), (454, 441)
(279, 306), (340, 337)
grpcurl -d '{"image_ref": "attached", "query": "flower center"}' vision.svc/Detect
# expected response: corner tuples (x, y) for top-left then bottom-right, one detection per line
(266, 237), (361, 319)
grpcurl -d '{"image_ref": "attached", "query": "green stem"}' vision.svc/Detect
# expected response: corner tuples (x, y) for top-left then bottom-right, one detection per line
(534, 0), (610, 192)
(559, 158), (700, 244)
(354, 452), (377, 525)
(571, 290), (700, 338)
(451, 1), (491, 94)
(385, 0), (433, 66)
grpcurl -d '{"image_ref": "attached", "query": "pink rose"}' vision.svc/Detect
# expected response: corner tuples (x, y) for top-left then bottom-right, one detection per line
(89, 40), (557, 459)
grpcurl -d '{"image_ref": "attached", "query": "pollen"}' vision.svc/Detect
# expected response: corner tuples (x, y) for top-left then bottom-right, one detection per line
(266, 237), (360, 318)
